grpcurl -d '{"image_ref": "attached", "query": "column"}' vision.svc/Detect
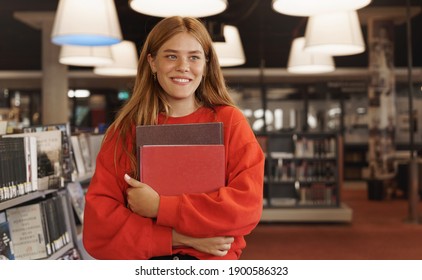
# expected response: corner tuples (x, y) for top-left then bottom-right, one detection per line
(366, 19), (396, 182)
(41, 19), (69, 125)
(14, 12), (69, 125)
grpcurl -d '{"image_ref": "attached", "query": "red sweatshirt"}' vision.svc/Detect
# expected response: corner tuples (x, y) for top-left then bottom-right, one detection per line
(83, 105), (264, 260)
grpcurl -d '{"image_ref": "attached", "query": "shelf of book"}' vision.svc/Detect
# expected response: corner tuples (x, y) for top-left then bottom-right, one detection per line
(0, 189), (57, 211)
(259, 131), (351, 221)
(0, 124), (91, 260)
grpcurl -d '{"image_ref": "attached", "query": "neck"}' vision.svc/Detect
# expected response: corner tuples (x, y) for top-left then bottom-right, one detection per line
(168, 99), (202, 117)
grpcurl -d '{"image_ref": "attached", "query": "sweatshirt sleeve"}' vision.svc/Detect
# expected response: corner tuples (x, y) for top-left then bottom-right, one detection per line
(156, 110), (265, 238)
(82, 130), (173, 260)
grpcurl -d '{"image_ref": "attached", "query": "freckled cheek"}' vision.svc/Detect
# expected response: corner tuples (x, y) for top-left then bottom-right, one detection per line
(191, 65), (206, 76)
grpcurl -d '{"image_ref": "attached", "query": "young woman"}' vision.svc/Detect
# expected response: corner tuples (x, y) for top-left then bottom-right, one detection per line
(83, 16), (264, 260)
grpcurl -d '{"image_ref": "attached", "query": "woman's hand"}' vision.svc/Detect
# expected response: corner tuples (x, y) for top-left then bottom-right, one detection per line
(125, 174), (159, 218)
(172, 230), (234, 257)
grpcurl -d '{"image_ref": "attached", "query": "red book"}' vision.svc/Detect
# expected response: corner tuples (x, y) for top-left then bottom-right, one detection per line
(140, 145), (225, 196)
(136, 122), (224, 169)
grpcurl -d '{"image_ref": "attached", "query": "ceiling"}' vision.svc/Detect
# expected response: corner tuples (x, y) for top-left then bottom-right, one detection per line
(0, 0), (421, 73)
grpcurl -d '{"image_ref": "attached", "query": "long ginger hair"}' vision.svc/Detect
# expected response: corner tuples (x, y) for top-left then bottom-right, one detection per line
(106, 16), (236, 178)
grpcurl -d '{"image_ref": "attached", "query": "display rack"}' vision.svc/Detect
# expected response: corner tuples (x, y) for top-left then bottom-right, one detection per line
(261, 132), (352, 222)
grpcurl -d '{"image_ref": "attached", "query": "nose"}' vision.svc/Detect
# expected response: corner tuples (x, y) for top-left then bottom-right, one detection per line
(176, 58), (189, 72)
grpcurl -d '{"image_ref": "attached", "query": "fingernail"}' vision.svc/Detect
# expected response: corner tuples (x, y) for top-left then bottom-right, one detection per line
(124, 174), (131, 181)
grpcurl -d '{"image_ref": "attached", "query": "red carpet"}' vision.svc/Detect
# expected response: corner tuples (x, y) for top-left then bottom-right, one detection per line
(241, 186), (422, 260)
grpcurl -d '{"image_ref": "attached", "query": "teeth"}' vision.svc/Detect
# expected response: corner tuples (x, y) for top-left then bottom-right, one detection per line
(173, 78), (189, 83)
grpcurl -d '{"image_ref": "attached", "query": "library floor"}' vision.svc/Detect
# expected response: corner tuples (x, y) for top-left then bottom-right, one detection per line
(241, 181), (422, 260)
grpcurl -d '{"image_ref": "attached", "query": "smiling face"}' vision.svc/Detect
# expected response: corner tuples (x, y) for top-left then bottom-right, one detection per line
(148, 32), (207, 108)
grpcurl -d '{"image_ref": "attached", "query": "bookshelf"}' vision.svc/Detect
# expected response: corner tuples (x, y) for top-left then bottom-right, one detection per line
(0, 125), (101, 260)
(260, 132), (352, 222)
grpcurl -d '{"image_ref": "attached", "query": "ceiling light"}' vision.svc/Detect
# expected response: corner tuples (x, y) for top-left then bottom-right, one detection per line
(59, 45), (113, 67)
(68, 89), (91, 98)
(51, 0), (122, 46)
(272, 0), (371, 16)
(213, 25), (246, 67)
(287, 37), (335, 74)
(304, 10), (365, 56)
(129, 0), (227, 17)
(94, 41), (138, 77)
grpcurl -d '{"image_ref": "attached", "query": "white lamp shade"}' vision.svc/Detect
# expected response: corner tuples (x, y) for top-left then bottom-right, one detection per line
(94, 41), (138, 76)
(51, 0), (122, 46)
(213, 25), (246, 67)
(287, 37), (335, 74)
(272, 0), (371, 16)
(59, 45), (113, 67)
(304, 10), (365, 56)
(129, 0), (227, 17)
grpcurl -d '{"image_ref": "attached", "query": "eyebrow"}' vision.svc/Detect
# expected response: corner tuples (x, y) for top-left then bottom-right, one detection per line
(162, 49), (204, 55)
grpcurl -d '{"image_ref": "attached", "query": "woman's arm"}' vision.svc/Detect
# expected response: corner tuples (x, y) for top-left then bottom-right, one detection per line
(172, 230), (234, 257)
(126, 114), (264, 239)
(82, 133), (173, 260)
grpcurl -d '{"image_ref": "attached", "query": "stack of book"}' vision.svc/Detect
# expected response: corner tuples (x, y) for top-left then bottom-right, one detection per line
(136, 123), (226, 195)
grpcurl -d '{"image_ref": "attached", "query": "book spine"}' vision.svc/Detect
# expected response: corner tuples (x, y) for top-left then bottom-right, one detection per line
(40, 200), (53, 256)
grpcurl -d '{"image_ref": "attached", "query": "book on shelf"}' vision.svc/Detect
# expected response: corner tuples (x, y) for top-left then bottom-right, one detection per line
(66, 181), (86, 224)
(23, 123), (74, 182)
(88, 133), (104, 170)
(70, 135), (86, 176)
(5, 130), (63, 190)
(0, 120), (7, 135)
(77, 133), (93, 174)
(5, 193), (71, 259)
(6, 202), (48, 260)
(43, 195), (68, 254)
(0, 211), (15, 260)
(140, 144), (225, 195)
(69, 133), (104, 178)
(0, 136), (33, 201)
(57, 247), (81, 260)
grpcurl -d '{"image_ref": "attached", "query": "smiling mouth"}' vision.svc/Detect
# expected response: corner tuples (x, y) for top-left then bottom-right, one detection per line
(172, 78), (190, 83)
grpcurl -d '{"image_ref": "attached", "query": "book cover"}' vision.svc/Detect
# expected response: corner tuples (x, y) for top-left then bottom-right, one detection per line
(23, 123), (74, 182)
(136, 122), (224, 166)
(0, 211), (15, 260)
(140, 145), (225, 196)
(136, 122), (224, 146)
(6, 203), (48, 259)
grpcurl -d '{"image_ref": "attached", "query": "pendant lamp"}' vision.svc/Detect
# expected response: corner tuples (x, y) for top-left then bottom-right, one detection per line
(304, 10), (365, 56)
(287, 37), (335, 74)
(272, 0), (371, 17)
(59, 45), (113, 67)
(51, 0), (122, 46)
(129, 0), (227, 17)
(94, 41), (138, 77)
(213, 25), (246, 67)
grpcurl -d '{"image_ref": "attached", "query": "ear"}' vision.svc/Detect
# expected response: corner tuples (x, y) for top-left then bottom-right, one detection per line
(147, 54), (157, 73)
